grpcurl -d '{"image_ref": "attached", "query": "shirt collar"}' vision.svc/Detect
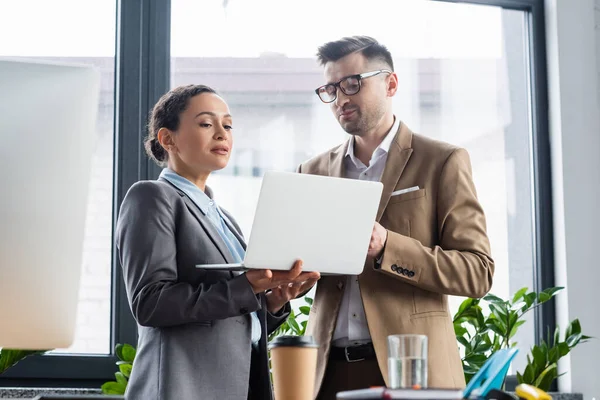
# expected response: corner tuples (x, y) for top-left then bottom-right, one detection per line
(159, 168), (212, 215)
(345, 115), (400, 167)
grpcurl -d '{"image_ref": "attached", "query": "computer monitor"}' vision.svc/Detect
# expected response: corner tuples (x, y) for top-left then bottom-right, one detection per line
(0, 59), (100, 349)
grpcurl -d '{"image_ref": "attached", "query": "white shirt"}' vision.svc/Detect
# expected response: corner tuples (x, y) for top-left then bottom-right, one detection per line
(332, 116), (400, 347)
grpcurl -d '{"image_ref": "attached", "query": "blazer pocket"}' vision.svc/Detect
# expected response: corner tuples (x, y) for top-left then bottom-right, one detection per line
(192, 320), (213, 327)
(388, 188), (426, 204)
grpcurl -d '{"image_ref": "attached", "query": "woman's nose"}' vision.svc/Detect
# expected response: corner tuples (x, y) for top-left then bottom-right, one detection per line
(214, 126), (227, 140)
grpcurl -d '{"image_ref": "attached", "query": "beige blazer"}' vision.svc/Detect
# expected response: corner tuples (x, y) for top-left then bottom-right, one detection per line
(298, 122), (495, 397)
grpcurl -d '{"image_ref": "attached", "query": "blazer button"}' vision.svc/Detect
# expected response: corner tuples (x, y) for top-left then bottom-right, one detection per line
(398, 267), (405, 275)
(240, 307), (248, 314)
(391, 264), (398, 272)
(409, 271), (415, 277)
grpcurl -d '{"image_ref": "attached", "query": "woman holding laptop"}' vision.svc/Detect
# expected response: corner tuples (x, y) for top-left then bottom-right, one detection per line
(116, 84), (320, 400)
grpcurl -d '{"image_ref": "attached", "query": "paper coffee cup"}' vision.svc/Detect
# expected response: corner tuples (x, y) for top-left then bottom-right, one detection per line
(269, 335), (319, 400)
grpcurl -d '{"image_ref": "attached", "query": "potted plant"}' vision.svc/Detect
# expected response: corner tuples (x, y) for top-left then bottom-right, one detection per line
(453, 286), (590, 395)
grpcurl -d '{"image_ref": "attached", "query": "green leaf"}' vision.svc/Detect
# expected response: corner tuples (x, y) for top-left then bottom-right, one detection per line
(548, 346), (559, 364)
(523, 292), (537, 309)
(483, 294), (505, 304)
(509, 320), (527, 338)
(542, 286), (564, 298)
(512, 287), (529, 303)
(115, 372), (128, 386)
(554, 326), (560, 347)
(121, 344), (136, 363)
(532, 344), (548, 372)
(115, 344), (124, 361)
(304, 297), (313, 306)
(566, 332), (583, 348)
(101, 381), (126, 395)
(508, 311), (519, 330)
(457, 336), (471, 351)
(565, 319), (582, 339)
(522, 362), (536, 384)
(288, 317), (301, 334)
(454, 324), (468, 338)
(119, 363), (132, 378)
(557, 342), (570, 358)
(473, 341), (492, 354)
(464, 354), (487, 364)
(533, 363), (558, 392)
(454, 298), (477, 321)
(538, 292), (551, 303)
(476, 307), (485, 328)
(516, 371), (523, 384)
(299, 306), (311, 316)
(489, 303), (508, 319)
(0, 349), (47, 375)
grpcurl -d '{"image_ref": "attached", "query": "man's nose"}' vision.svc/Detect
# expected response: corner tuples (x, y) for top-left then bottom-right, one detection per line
(334, 88), (350, 108)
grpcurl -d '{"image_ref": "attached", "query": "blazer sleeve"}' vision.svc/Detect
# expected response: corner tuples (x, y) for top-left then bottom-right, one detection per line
(377, 148), (495, 298)
(266, 302), (291, 335)
(116, 181), (261, 328)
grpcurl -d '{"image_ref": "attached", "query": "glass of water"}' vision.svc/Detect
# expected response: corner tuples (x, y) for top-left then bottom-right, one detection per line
(387, 334), (428, 389)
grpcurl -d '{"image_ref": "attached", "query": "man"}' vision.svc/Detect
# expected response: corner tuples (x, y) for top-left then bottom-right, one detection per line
(298, 36), (495, 399)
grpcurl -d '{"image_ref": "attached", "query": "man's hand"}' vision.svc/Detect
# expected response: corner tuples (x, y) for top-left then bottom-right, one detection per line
(367, 222), (388, 259)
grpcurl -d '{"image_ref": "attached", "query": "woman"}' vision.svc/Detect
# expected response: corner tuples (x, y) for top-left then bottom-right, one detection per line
(116, 84), (320, 400)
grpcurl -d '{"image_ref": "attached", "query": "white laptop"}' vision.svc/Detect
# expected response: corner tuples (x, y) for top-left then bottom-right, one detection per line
(0, 59), (99, 349)
(197, 170), (383, 275)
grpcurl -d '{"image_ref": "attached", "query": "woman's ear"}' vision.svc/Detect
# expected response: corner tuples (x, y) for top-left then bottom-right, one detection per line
(157, 127), (176, 153)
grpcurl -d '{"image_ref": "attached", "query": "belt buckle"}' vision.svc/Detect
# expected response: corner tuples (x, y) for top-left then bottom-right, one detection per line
(344, 346), (365, 363)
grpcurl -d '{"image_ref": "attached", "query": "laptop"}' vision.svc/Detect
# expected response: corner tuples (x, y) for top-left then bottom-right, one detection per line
(335, 387), (464, 399)
(0, 59), (99, 349)
(197, 170), (383, 275)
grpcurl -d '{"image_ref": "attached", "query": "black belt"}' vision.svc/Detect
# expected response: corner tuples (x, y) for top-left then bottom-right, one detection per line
(330, 343), (376, 362)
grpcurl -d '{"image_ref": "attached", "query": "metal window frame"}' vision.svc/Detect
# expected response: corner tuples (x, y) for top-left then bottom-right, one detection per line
(1, 0), (553, 389)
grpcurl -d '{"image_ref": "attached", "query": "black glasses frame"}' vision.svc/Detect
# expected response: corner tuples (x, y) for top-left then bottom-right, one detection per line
(314, 69), (392, 103)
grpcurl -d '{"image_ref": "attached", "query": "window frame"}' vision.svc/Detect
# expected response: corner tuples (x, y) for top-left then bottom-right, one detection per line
(0, 0), (554, 389)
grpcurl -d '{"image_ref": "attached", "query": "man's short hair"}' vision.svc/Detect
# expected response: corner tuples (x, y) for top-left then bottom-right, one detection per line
(316, 36), (394, 71)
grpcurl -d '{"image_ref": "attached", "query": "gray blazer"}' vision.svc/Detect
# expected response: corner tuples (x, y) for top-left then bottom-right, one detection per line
(116, 178), (290, 400)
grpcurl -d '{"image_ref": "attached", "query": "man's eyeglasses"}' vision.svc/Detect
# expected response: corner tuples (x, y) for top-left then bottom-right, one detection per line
(314, 69), (392, 104)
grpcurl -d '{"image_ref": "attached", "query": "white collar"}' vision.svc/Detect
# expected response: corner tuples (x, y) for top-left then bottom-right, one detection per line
(345, 115), (400, 165)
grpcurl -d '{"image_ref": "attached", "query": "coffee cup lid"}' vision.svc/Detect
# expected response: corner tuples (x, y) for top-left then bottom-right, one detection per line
(268, 335), (319, 349)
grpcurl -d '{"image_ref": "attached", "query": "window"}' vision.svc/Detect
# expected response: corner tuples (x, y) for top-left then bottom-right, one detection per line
(0, 0), (117, 355)
(171, 0), (544, 372)
(0, 0), (552, 387)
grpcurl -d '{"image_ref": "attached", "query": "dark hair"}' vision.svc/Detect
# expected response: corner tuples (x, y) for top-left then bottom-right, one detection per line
(316, 35), (394, 71)
(144, 84), (217, 166)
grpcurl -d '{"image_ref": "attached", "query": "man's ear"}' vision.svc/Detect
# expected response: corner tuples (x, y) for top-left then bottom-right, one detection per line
(387, 72), (399, 97)
(157, 127), (175, 153)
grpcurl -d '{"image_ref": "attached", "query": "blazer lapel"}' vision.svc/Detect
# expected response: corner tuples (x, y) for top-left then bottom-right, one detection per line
(376, 122), (414, 221)
(219, 209), (247, 251)
(328, 139), (350, 178)
(158, 178), (236, 264)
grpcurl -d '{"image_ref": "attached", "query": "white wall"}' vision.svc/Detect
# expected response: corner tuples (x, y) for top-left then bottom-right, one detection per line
(546, 0), (600, 398)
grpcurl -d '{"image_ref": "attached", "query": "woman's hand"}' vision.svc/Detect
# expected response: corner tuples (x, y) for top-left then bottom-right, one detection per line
(245, 260), (320, 312)
(265, 272), (320, 314)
